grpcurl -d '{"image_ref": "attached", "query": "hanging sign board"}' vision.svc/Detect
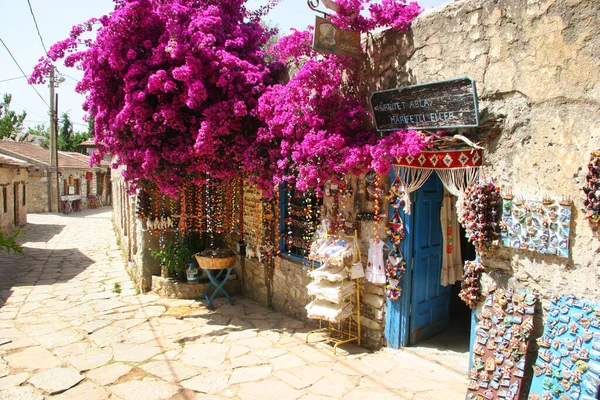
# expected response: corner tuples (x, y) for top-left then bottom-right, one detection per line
(370, 77), (479, 131)
(313, 16), (361, 58)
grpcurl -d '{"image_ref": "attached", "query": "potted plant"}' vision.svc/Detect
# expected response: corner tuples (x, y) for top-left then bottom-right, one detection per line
(173, 235), (192, 282)
(152, 240), (178, 279)
(152, 236), (191, 281)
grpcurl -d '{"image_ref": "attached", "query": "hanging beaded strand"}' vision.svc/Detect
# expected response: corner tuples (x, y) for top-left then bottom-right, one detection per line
(287, 182), (293, 253)
(373, 172), (381, 239)
(205, 174), (214, 251)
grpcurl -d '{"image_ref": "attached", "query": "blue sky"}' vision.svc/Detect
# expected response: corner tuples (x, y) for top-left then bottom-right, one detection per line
(0, 0), (450, 131)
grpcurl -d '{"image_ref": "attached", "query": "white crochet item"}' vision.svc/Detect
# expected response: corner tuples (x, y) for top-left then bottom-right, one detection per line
(307, 280), (355, 304)
(305, 299), (353, 322)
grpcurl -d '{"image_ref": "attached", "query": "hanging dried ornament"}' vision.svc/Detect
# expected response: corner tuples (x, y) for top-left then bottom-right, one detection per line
(583, 149), (600, 225)
(459, 179), (502, 252)
(385, 254), (406, 301)
(385, 175), (406, 211)
(458, 259), (484, 309)
(386, 211), (405, 254)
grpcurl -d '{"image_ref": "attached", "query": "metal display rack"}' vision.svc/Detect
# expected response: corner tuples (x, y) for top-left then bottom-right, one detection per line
(305, 231), (361, 354)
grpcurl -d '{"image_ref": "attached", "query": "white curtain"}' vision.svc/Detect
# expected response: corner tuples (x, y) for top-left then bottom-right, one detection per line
(440, 190), (462, 286)
(393, 166), (433, 215)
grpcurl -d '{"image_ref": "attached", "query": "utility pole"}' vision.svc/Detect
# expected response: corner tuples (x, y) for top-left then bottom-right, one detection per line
(48, 66), (59, 212)
(55, 93), (60, 213)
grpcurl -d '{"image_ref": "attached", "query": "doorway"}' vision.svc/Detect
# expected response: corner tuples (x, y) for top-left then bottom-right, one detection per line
(407, 174), (474, 373)
(383, 172), (475, 373)
(13, 183), (18, 226)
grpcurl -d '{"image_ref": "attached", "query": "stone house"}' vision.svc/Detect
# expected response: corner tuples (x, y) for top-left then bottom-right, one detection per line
(0, 154), (29, 235)
(111, 0), (599, 380)
(0, 141), (110, 213)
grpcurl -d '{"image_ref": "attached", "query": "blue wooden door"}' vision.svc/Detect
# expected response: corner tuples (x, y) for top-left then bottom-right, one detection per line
(409, 174), (450, 345)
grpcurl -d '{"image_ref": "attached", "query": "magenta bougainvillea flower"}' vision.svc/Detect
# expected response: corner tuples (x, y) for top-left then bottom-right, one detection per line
(30, 0), (428, 195)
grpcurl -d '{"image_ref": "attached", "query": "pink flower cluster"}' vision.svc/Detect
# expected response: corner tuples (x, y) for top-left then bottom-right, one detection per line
(329, 0), (422, 32)
(256, 26), (431, 191)
(30, 0), (426, 196)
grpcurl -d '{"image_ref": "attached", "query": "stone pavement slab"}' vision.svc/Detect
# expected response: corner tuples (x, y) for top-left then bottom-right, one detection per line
(0, 210), (467, 399)
(109, 377), (180, 400)
(86, 362), (133, 386)
(28, 367), (83, 394)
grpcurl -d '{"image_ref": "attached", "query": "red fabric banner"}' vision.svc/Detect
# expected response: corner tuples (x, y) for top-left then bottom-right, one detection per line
(393, 149), (483, 169)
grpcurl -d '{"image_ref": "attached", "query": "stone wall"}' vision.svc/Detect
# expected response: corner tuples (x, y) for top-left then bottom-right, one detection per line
(26, 167), (52, 213)
(364, 0), (600, 301)
(0, 167), (27, 234)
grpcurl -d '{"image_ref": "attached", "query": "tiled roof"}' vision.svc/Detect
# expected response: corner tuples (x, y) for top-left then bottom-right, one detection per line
(63, 151), (110, 167)
(0, 153), (30, 168)
(0, 141), (99, 170)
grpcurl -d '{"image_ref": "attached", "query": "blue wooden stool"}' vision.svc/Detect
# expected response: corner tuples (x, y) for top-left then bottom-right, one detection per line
(202, 267), (234, 309)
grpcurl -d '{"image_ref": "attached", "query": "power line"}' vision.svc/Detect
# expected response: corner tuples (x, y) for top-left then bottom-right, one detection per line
(26, 0), (48, 53)
(0, 37), (49, 108)
(62, 73), (79, 82)
(0, 76), (28, 83)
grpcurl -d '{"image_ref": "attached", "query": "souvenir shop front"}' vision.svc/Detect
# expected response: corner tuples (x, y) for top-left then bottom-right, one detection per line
(384, 144), (482, 350)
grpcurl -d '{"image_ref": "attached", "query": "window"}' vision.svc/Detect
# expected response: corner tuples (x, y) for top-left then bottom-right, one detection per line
(86, 179), (92, 197)
(2, 187), (7, 213)
(22, 184), (26, 206)
(279, 183), (322, 259)
(63, 179), (68, 196)
(74, 179), (81, 195)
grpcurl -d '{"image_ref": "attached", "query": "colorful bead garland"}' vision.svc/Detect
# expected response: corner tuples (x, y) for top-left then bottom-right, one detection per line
(459, 179), (502, 253)
(583, 149), (600, 225)
(459, 259), (484, 309)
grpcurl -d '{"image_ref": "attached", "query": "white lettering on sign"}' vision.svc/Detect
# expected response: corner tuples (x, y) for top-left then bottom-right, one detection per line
(389, 111), (455, 125)
(374, 99), (430, 112)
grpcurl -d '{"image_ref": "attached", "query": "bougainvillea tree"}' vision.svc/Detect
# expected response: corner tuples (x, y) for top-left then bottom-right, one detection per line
(31, 0), (429, 195)
(30, 0), (282, 194)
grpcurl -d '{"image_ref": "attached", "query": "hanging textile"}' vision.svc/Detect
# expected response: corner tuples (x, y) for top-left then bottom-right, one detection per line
(393, 148), (483, 214)
(392, 166), (432, 214)
(440, 190), (462, 286)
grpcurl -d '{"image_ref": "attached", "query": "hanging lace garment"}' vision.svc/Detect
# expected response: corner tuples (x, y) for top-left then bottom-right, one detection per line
(393, 165), (433, 215)
(440, 190), (463, 286)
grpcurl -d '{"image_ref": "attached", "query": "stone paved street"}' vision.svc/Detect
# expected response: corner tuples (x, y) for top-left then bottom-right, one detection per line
(0, 209), (467, 399)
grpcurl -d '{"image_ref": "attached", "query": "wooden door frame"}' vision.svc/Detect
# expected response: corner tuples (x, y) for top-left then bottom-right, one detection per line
(385, 173), (477, 352)
(385, 183), (416, 349)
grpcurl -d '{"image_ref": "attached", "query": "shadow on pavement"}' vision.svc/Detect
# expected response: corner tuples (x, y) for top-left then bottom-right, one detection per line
(16, 223), (65, 244)
(0, 247), (95, 305)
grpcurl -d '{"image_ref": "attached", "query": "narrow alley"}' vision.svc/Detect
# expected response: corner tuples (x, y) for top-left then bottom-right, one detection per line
(0, 209), (466, 399)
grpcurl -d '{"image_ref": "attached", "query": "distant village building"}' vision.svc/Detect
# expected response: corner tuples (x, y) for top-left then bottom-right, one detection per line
(77, 139), (111, 163)
(0, 153), (29, 235)
(0, 141), (110, 213)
